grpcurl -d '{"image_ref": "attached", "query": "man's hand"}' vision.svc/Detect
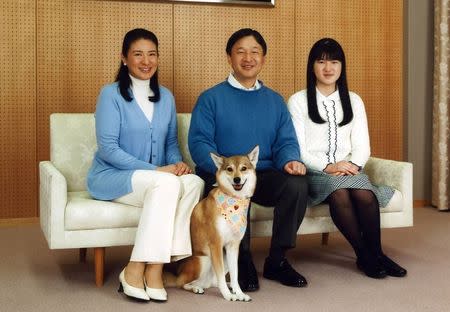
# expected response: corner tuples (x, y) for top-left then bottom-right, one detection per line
(284, 160), (306, 175)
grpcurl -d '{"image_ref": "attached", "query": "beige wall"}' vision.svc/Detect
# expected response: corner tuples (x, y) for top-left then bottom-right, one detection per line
(1, 0), (404, 219)
(406, 0), (433, 201)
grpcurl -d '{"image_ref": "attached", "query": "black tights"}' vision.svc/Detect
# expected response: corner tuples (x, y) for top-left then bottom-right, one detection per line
(327, 189), (383, 258)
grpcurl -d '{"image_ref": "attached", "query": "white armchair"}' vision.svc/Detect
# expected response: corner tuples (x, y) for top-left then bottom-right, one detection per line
(40, 114), (141, 286)
(40, 113), (413, 287)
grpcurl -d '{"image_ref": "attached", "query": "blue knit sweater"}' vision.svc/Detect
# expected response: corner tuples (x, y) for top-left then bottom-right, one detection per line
(87, 82), (182, 200)
(188, 81), (301, 174)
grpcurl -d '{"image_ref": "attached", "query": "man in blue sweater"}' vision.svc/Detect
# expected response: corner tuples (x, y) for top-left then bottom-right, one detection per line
(188, 28), (308, 291)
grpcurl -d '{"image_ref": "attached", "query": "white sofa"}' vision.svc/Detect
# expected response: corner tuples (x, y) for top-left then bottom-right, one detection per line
(39, 113), (413, 286)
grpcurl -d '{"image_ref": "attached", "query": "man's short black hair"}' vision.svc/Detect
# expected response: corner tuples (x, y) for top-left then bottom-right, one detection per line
(226, 28), (267, 56)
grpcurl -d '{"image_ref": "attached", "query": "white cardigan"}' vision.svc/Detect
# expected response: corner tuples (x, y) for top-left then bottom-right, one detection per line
(287, 89), (370, 171)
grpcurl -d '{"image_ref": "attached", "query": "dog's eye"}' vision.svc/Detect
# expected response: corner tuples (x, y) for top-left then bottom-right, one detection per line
(226, 167), (233, 172)
(241, 166), (247, 171)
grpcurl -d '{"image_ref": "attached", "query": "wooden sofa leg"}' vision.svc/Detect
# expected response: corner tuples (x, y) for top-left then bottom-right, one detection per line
(321, 233), (329, 245)
(79, 248), (87, 263)
(94, 247), (105, 287)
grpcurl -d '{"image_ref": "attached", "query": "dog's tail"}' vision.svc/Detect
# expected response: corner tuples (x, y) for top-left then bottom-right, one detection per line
(163, 271), (179, 288)
(161, 261), (181, 288)
(162, 258), (196, 288)
(163, 256), (200, 288)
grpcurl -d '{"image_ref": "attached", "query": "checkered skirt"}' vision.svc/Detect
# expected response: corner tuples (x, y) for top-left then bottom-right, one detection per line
(307, 169), (395, 207)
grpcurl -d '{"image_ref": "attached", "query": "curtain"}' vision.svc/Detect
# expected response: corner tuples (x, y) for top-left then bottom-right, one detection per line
(432, 0), (450, 211)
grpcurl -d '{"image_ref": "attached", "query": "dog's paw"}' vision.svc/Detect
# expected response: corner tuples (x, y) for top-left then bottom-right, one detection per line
(223, 293), (238, 301)
(183, 283), (204, 294)
(238, 293), (252, 302)
(232, 291), (251, 302)
(192, 286), (204, 294)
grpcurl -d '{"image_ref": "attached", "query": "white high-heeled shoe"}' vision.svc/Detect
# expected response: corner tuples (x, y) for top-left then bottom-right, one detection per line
(118, 269), (150, 301)
(144, 278), (167, 302)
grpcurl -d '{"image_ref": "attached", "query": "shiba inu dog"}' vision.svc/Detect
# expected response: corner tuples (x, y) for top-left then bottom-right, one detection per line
(174, 146), (259, 301)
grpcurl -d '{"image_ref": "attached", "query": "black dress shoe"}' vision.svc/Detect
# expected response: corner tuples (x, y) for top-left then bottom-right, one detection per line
(263, 257), (307, 287)
(378, 254), (407, 277)
(238, 252), (259, 292)
(356, 255), (387, 279)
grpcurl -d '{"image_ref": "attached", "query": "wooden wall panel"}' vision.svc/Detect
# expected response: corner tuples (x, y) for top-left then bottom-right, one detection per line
(1, 0), (403, 219)
(295, 0), (403, 160)
(36, 0), (173, 162)
(0, 0), (36, 218)
(173, 0), (295, 112)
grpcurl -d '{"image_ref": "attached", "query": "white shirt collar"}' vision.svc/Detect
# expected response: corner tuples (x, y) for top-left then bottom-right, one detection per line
(316, 87), (340, 101)
(227, 73), (261, 91)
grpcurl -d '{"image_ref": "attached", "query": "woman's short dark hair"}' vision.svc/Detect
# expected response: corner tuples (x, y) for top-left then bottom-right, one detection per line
(116, 28), (160, 102)
(226, 28), (267, 56)
(306, 38), (353, 126)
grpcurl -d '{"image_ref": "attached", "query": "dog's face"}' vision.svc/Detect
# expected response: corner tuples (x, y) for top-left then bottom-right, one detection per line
(210, 146), (259, 199)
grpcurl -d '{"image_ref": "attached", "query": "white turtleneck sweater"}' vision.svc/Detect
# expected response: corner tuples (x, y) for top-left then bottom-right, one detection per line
(287, 88), (370, 171)
(129, 75), (154, 122)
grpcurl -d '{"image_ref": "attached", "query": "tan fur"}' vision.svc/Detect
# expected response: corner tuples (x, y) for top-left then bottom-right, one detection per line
(175, 147), (259, 301)
(191, 190), (223, 255)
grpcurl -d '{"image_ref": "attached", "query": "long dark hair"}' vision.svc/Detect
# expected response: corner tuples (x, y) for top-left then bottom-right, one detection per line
(115, 28), (160, 102)
(306, 38), (353, 126)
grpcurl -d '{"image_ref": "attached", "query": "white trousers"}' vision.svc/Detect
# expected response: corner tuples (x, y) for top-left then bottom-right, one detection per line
(114, 170), (204, 263)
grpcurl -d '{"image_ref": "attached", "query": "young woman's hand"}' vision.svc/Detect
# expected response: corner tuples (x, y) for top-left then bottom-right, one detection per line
(324, 161), (359, 176)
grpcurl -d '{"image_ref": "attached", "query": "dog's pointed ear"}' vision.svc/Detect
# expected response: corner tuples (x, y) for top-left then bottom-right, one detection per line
(210, 152), (223, 169)
(247, 145), (259, 168)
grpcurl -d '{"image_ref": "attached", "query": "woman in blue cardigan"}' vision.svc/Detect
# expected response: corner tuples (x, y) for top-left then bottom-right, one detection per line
(87, 28), (204, 302)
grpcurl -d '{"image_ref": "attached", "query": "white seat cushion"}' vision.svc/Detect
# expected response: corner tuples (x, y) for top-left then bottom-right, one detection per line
(250, 189), (403, 222)
(65, 192), (141, 230)
(250, 203), (331, 222)
(65, 189), (402, 231)
(381, 189), (403, 212)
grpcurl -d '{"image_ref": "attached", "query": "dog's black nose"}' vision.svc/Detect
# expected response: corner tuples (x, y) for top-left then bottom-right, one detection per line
(233, 177), (241, 184)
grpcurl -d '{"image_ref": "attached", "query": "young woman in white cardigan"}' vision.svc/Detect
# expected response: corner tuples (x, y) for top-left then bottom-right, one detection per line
(287, 38), (406, 279)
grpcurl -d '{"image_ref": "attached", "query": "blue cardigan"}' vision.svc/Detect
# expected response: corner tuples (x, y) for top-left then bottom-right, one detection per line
(87, 82), (182, 200)
(188, 81), (301, 174)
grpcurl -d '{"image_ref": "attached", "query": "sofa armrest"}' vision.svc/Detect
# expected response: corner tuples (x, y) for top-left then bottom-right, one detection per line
(365, 157), (413, 222)
(39, 161), (68, 249)
(365, 157), (413, 227)
(364, 157), (412, 194)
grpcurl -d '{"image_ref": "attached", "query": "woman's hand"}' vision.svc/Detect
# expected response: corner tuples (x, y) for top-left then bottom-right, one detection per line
(324, 161), (359, 176)
(174, 162), (192, 176)
(157, 162), (192, 176)
(156, 164), (177, 174)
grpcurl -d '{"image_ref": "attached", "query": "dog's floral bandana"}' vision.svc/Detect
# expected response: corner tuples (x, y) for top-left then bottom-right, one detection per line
(215, 189), (250, 236)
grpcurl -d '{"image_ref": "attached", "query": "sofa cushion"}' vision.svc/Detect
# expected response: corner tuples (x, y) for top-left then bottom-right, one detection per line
(251, 203), (331, 221)
(50, 114), (97, 192)
(65, 188), (403, 231)
(382, 189), (403, 212)
(250, 189), (402, 222)
(65, 192), (141, 230)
